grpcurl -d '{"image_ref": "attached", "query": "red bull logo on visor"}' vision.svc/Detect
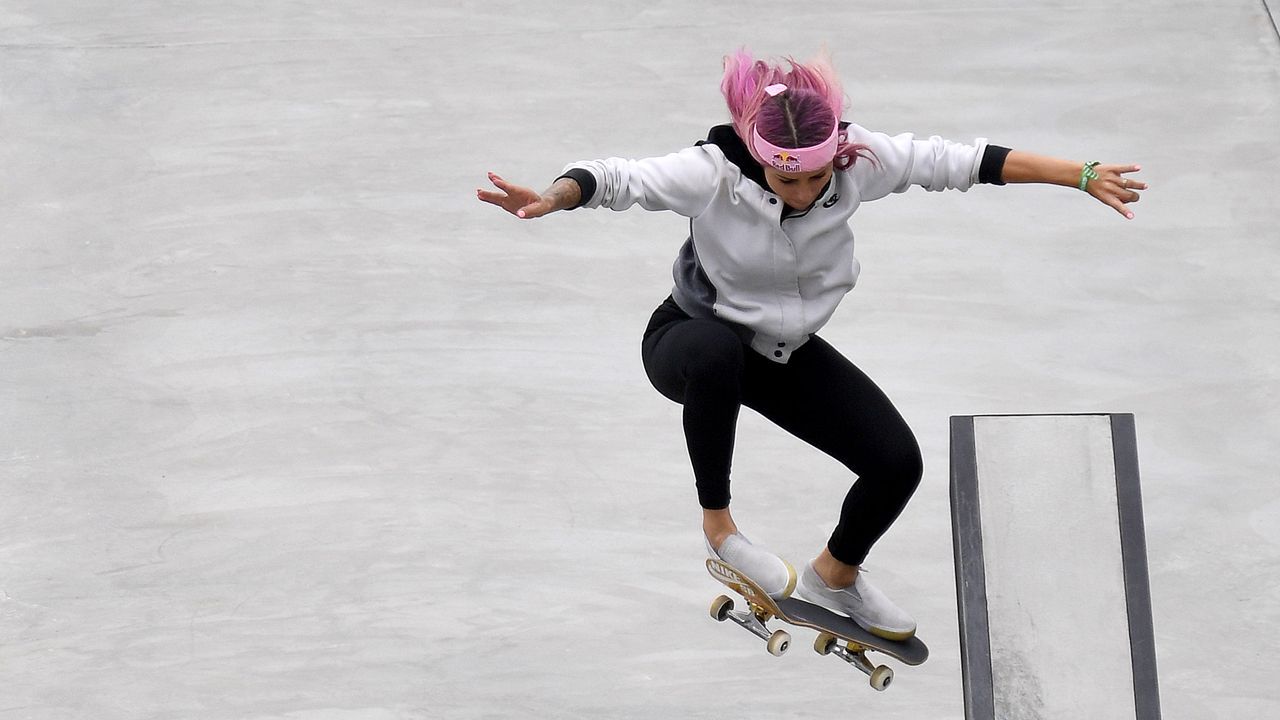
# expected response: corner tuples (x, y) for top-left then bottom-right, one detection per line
(771, 151), (802, 173)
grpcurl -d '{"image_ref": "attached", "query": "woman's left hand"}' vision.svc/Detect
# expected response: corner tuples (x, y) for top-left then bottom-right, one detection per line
(1087, 164), (1147, 220)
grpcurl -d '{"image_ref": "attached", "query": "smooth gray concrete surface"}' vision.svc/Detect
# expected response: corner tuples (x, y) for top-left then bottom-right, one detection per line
(2, 1), (1278, 718)
(973, 415), (1135, 720)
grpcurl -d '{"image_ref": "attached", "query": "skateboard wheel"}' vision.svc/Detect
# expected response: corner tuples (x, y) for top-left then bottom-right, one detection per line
(870, 665), (894, 691)
(766, 629), (791, 657)
(813, 632), (839, 656)
(710, 595), (734, 622)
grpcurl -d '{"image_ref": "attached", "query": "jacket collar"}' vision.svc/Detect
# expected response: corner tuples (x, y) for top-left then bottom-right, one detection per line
(697, 124), (768, 190)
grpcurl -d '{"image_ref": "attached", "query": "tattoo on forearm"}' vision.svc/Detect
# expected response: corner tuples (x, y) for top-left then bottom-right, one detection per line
(543, 178), (582, 211)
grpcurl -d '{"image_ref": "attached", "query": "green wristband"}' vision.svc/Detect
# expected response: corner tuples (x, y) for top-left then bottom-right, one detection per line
(1079, 161), (1100, 191)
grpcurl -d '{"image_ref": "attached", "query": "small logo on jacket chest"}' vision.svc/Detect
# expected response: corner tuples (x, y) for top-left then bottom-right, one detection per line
(822, 193), (840, 209)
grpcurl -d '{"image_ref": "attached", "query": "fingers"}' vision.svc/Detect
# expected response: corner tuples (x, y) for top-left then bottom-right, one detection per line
(476, 187), (530, 217)
(476, 172), (510, 206)
(476, 173), (514, 204)
(1114, 165), (1148, 192)
(475, 188), (506, 206)
(477, 171), (546, 218)
(1103, 194), (1136, 220)
(1091, 164), (1147, 220)
(486, 171), (516, 193)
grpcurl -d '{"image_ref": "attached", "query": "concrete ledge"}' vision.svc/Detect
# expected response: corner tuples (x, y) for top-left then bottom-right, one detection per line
(950, 414), (1161, 720)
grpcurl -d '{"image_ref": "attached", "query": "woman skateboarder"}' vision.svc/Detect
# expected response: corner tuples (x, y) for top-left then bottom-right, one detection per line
(476, 49), (1145, 641)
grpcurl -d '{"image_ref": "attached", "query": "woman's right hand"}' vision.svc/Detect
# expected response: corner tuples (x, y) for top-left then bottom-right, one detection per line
(476, 172), (557, 219)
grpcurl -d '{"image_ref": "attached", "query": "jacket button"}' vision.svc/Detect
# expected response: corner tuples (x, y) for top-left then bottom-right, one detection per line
(769, 198), (778, 205)
(777, 342), (786, 347)
(774, 350), (784, 358)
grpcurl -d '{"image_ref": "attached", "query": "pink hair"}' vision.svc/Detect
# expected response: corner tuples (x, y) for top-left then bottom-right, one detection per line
(720, 49), (875, 171)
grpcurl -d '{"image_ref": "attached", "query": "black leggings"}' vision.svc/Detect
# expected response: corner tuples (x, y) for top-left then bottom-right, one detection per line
(641, 297), (922, 566)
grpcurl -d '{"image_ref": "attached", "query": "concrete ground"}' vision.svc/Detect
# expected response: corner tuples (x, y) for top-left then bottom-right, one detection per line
(2, 1), (1278, 718)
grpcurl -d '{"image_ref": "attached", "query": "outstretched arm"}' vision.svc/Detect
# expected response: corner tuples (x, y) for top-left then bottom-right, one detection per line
(476, 172), (581, 220)
(1000, 151), (1147, 220)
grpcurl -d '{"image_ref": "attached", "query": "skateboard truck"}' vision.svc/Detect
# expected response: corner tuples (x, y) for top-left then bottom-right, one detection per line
(709, 594), (792, 656)
(709, 595), (894, 689)
(814, 632), (894, 690)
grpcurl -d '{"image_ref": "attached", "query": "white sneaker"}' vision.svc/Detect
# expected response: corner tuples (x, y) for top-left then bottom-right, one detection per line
(797, 561), (917, 641)
(706, 533), (797, 600)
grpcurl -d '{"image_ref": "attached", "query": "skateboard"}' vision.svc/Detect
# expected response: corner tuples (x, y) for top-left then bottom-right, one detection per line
(706, 557), (929, 691)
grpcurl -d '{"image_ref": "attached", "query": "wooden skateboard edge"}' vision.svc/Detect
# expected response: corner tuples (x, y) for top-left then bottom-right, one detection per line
(705, 557), (784, 617)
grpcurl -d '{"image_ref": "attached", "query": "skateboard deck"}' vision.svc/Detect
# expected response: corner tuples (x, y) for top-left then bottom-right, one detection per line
(706, 557), (928, 690)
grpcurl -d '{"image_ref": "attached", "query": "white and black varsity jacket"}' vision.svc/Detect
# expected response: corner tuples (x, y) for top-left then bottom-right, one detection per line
(560, 123), (1010, 363)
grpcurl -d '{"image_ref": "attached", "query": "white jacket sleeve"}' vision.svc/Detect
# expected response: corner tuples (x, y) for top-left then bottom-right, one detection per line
(562, 145), (722, 218)
(848, 123), (989, 200)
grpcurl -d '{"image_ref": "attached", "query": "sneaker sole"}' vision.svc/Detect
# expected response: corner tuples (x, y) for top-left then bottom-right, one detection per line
(865, 624), (917, 642)
(769, 560), (799, 601)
